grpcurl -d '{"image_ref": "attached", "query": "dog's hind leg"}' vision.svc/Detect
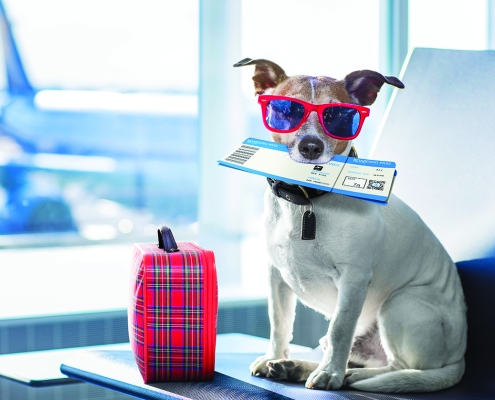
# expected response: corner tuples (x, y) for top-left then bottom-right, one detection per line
(344, 361), (404, 387)
(345, 288), (466, 393)
(347, 322), (388, 368)
(345, 360), (465, 393)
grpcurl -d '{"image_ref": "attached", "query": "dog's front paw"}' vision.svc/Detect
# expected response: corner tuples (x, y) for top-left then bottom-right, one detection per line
(249, 355), (272, 377)
(306, 367), (344, 390)
(266, 360), (304, 382)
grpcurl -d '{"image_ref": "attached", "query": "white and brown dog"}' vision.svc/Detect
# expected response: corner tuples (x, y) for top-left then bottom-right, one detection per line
(234, 58), (467, 393)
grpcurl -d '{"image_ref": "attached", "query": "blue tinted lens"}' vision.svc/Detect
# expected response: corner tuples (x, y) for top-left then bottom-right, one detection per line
(266, 100), (305, 131)
(322, 107), (360, 138)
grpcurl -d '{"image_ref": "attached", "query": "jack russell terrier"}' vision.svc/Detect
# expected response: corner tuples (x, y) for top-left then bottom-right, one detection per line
(233, 58), (467, 393)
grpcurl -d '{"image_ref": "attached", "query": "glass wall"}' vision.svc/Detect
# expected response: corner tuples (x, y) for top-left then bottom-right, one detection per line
(0, 0), (493, 322)
(0, 0), (199, 244)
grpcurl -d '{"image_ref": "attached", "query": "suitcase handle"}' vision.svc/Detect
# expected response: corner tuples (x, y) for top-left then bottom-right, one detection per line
(158, 225), (179, 252)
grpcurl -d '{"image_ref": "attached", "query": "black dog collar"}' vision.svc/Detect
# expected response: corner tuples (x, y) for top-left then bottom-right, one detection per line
(267, 178), (325, 206)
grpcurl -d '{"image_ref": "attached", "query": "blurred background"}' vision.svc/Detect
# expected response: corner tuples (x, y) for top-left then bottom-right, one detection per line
(0, 0), (493, 398)
(1, 0), (491, 243)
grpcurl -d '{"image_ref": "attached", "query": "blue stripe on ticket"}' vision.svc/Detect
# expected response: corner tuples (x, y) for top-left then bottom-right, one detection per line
(242, 138), (288, 152)
(345, 157), (396, 168)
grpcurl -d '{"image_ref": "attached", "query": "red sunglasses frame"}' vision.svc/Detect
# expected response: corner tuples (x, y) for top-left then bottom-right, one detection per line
(257, 95), (370, 140)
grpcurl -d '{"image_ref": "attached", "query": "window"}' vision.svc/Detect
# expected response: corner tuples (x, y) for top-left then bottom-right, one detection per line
(409, 0), (488, 51)
(1, 0), (492, 326)
(0, 1), (199, 321)
(0, 0), (199, 244)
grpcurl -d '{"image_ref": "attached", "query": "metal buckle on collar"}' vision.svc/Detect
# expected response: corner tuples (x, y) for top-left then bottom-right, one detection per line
(298, 185), (313, 214)
(268, 178), (320, 206)
(270, 179), (282, 198)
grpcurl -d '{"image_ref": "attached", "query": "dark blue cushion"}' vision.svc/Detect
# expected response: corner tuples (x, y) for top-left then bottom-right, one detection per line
(456, 257), (495, 395)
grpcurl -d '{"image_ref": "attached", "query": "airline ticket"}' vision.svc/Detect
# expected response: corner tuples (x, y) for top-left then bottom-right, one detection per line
(218, 138), (396, 204)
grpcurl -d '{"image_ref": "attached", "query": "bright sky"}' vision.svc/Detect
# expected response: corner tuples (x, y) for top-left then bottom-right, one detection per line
(6, 0), (199, 91)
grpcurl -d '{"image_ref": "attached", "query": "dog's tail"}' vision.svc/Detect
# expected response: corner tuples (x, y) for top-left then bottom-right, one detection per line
(348, 360), (465, 393)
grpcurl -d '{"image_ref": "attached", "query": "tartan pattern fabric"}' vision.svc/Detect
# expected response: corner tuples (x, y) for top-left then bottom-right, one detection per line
(128, 242), (217, 383)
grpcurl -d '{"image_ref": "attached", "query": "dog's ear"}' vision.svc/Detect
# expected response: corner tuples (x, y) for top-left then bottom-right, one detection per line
(344, 70), (404, 106)
(233, 58), (288, 95)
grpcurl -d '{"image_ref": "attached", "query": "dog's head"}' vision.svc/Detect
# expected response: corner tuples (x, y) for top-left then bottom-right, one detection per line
(234, 58), (404, 164)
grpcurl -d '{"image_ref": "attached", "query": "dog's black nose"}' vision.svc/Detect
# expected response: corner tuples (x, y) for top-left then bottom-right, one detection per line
(298, 137), (324, 160)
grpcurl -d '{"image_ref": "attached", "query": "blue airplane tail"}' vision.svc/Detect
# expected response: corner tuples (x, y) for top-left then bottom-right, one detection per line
(0, 1), (34, 96)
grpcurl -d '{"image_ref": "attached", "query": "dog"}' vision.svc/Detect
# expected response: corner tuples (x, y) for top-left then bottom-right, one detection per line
(233, 58), (467, 393)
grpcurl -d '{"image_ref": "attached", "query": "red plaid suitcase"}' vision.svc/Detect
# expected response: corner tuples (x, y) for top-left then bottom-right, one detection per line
(128, 226), (218, 383)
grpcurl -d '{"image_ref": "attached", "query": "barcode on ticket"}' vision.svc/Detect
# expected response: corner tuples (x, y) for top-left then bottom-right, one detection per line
(225, 145), (259, 165)
(367, 180), (385, 191)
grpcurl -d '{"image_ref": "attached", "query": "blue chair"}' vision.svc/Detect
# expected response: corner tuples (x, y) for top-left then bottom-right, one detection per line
(455, 258), (495, 397)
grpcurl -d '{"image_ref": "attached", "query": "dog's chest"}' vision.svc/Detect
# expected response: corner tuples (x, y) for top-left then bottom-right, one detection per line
(262, 194), (340, 309)
(267, 238), (339, 315)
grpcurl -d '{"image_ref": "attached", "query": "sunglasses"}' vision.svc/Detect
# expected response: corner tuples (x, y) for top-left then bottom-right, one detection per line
(258, 95), (370, 140)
